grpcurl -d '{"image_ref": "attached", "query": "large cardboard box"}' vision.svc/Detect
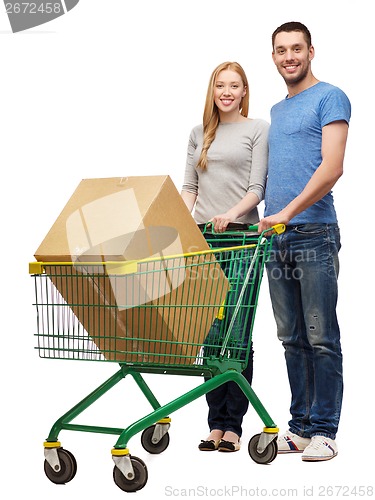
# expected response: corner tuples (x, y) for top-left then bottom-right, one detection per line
(34, 176), (229, 364)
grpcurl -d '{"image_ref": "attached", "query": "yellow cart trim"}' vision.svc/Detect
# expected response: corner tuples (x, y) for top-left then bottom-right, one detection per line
(28, 247), (255, 276)
(44, 441), (61, 448)
(263, 427), (279, 434)
(111, 448), (130, 456)
(29, 262), (44, 274)
(157, 417), (171, 424)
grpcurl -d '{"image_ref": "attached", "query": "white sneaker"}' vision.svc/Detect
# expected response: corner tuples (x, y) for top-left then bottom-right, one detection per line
(302, 435), (338, 461)
(277, 431), (311, 453)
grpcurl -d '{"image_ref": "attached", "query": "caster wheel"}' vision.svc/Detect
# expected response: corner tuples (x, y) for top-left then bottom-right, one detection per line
(248, 433), (278, 464)
(44, 448), (77, 484)
(113, 456), (148, 492)
(141, 425), (170, 454)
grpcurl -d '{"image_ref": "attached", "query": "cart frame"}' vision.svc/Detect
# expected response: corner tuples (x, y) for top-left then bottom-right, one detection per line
(30, 223), (285, 492)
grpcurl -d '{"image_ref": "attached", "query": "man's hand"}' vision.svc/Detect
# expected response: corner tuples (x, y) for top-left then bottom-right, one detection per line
(258, 210), (291, 233)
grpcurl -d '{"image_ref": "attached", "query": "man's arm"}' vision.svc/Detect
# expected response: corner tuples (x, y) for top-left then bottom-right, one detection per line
(258, 120), (349, 231)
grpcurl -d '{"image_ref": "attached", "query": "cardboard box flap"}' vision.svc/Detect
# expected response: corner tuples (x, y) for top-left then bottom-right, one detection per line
(35, 176), (209, 261)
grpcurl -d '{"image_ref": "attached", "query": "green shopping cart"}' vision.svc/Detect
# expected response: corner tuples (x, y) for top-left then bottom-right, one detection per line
(29, 223), (285, 492)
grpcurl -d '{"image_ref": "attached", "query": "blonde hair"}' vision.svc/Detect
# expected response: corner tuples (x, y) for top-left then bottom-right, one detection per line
(197, 61), (249, 170)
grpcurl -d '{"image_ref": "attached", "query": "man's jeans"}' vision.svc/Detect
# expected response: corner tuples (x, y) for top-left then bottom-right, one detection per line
(266, 223), (343, 440)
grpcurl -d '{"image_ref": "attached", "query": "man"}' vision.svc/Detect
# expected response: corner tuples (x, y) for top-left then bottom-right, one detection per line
(258, 22), (351, 461)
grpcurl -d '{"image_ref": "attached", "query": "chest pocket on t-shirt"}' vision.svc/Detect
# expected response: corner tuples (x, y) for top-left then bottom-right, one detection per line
(281, 115), (304, 135)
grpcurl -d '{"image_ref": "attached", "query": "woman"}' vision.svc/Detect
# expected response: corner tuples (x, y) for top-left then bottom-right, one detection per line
(181, 61), (269, 452)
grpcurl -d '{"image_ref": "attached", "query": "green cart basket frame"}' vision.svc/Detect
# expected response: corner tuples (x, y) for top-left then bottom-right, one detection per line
(30, 223), (285, 493)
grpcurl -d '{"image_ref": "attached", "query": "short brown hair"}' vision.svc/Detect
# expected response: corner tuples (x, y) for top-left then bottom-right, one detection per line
(272, 22), (312, 50)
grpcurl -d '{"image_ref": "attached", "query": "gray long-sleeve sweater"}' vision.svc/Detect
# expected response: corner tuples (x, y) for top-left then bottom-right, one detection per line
(182, 118), (269, 224)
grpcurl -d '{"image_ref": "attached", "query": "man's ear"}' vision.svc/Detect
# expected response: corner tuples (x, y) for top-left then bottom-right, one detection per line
(309, 45), (315, 61)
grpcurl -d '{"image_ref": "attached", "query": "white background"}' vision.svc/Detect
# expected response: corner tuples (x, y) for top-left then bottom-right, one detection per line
(1, 1), (373, 498)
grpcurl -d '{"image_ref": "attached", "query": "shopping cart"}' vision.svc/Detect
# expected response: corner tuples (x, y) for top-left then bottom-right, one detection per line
(29, 223), (285, 492)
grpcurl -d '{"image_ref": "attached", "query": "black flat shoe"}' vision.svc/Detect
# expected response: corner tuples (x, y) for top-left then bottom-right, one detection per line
(218, 439), (241, 452)
(198, 439), (220, 451)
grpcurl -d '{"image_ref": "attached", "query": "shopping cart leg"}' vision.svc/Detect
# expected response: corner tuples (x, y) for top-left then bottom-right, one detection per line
(112, 369), (277, 451)
(130, 370), (171, 453)
(43, 368), (128, 482)
(45, 367), (126, 443)
(131, 370), (164, 410)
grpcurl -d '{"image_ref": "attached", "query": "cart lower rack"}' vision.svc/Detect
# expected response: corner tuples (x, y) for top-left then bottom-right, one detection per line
(30, 224), (285, 492)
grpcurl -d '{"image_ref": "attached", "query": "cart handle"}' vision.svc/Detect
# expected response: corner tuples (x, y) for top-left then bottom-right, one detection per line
(249, 223), (286, 235)
(202, 222), (285, 236)
(29, 225), (286, 275)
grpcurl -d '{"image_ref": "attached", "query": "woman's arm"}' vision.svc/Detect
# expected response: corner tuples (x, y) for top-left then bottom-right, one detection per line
(209, 192), (260, 232)
(181, 190), (197, 213)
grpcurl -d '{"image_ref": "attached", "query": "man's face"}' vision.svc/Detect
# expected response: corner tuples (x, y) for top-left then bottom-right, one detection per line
(272, 30), (314, 86)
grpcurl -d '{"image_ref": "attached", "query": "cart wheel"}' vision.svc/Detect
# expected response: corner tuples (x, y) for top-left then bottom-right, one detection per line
(44, 448), (77, 484)
(248, 433), (278, 464)
(113, 456), (148, 492)
(141, 425), (170, 454)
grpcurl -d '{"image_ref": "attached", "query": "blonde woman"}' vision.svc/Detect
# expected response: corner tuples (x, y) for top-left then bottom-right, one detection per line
(181, 61), (269, 452)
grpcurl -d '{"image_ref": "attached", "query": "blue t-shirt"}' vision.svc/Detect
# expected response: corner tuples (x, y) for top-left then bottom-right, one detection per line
(264, 81), (351, 224)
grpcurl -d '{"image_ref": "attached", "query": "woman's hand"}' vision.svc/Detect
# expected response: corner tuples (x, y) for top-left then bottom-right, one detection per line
(209, 212), (236, 233)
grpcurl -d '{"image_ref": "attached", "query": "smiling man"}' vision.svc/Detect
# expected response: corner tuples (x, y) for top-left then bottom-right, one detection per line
(258, 22), (351, 462)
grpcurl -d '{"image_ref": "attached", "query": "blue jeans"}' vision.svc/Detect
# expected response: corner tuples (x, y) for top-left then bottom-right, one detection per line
(266, 223), (343, 439)
(202, 233), (258, 437)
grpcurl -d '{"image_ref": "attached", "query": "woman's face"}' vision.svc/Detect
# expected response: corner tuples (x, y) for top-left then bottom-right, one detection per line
(213, 69), (246, 118)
